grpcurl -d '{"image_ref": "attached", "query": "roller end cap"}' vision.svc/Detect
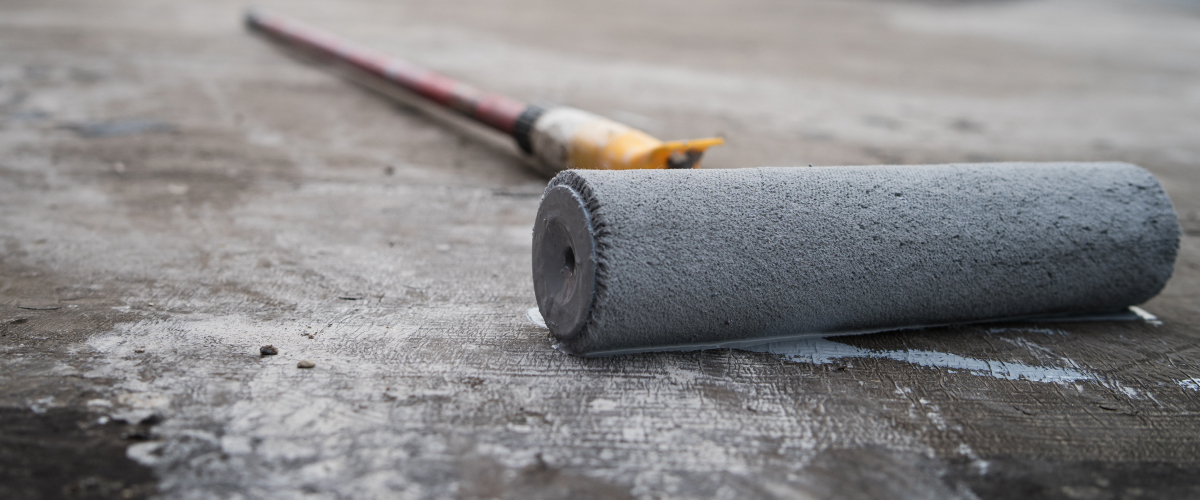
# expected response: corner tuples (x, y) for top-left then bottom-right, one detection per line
(532, 185), (596, 341)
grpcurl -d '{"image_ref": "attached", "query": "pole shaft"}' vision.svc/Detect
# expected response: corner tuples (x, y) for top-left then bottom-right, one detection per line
(246, 11), (530, 135)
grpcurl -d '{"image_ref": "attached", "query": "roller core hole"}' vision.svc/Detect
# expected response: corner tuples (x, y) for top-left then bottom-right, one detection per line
(564, 247), (576, 273)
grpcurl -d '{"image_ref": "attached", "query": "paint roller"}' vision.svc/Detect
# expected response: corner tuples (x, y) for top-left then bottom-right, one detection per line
(533, 163), (1180, 357)
(244, 13), (1181, 358)
(244, 10), (723, 175)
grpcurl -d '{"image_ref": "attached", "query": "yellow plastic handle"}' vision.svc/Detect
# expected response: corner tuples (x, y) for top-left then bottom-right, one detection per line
(568, 117), (724, 170)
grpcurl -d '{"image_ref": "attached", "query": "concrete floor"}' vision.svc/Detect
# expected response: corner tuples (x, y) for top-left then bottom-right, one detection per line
(2, 0), (1199, 498)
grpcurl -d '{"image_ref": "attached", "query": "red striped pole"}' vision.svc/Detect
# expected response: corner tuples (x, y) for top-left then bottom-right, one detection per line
(245, 10), (539, 141)
(246, 10), (724, 174)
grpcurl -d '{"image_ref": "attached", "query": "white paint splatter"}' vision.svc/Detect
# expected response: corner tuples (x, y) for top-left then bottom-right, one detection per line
(747, 338), (1094, 383)
(1129, 306), (1163, 326)
(520, 306), (1197, 389)
(983, 326), (1063, 336)
(589, 398), (618, 412)
(27, 396), (54, 414)
(524, 306), (1101, 384)
(526, 307), (546, 329)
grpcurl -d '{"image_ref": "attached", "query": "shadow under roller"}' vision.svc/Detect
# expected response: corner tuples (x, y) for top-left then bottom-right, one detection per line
(532, 162), (1180, 357)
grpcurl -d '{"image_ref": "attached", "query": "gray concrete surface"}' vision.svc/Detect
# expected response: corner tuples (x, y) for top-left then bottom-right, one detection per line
(1, 0), (1199, 498)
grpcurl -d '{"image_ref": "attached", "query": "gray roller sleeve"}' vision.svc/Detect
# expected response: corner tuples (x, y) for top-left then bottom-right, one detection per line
(532, 162), (1180, 357)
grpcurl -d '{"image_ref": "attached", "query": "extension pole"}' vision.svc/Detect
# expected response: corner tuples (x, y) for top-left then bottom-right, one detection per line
(245, 10), (723, 175)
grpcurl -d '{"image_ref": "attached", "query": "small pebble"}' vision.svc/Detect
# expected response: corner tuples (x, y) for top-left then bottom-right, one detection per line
(133, 348), (145, 354)
(260, 345), (277, 356)
(297, 360), (315, 369)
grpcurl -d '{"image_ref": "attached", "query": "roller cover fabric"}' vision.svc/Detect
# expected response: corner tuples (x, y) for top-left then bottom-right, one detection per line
(541, 162), (1180, 357)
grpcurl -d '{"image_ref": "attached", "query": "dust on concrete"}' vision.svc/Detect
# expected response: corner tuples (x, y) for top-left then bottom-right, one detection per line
(0, 239), (167, 497)
(2, 0), (1200, 498)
